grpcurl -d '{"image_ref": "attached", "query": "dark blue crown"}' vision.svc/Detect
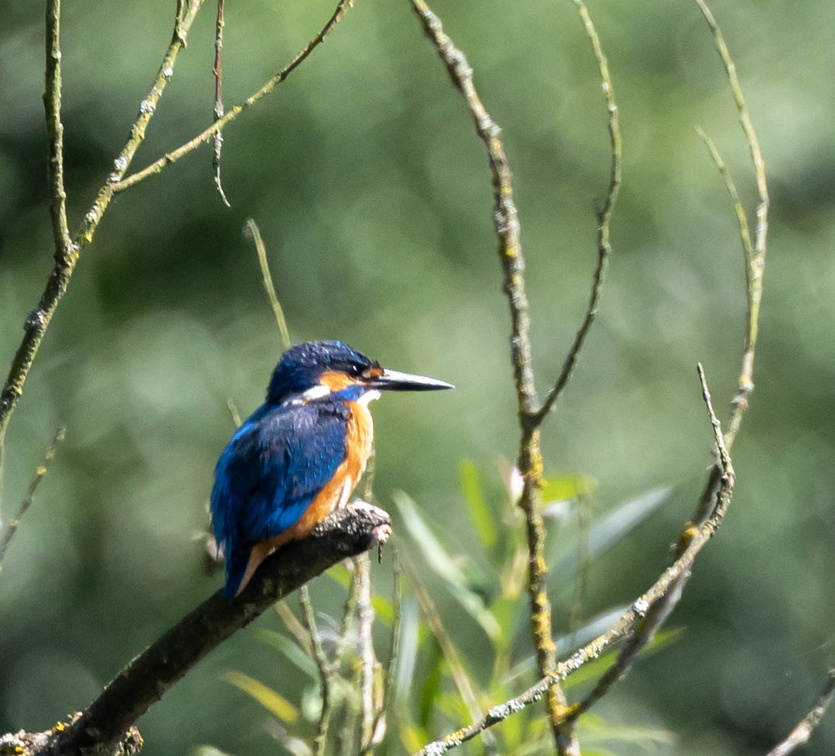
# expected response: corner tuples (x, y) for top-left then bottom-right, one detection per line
(266, 340), (373, 403)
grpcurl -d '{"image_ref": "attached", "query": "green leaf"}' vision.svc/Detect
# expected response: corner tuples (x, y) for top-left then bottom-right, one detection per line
(255, 629), (319, 681)
(394, 491), (501, 642)
(326, 562), (352, 588)
(580, 712), (676, 747)
(459, 460), (497, 547)
(541, 474), (598, 503)
(224, 670), (299, 723)
(552, 486), (671, 576)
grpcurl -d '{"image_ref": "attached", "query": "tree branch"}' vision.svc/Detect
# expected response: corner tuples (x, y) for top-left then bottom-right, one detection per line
(0, 0), (205, 446)
(112, 0), (356, 194)
(766, 668), (835, 756)
(415, 364), (738, 755)
(43, 0), (72, 265)
(405, 2), (578, 752)
(300, 585), (334, 756)
(34, 501), (391, 756)
(0, 427), (65, 570)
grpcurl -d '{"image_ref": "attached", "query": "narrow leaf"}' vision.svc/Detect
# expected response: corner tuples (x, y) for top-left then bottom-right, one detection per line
(459, 460), (497, 547)
(394, 491), (500, 641)
(224, 670), (299, 723)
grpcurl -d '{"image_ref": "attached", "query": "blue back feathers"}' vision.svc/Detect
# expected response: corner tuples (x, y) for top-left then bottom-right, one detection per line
(211, 398), (351, 597)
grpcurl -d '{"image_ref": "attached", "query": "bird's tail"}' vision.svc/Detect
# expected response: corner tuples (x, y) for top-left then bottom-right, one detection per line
(223, 544), (250, 599)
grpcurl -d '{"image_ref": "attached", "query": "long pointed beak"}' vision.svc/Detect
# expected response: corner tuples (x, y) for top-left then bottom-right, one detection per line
(367, 368), (454, 392)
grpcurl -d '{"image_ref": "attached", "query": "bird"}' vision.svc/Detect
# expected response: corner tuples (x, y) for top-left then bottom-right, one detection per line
(210, 340), (453, 598)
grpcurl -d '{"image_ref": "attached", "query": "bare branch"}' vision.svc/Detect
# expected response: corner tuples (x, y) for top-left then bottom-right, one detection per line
(406, 2), (577, 750)
(357, 553), (377, 755)
(560, 364), (733, 722)
(44, 0), (72, 264)
(368, 551), (404, 749)
(0, 0), (205, 446)
(300, 586), (334, 756)
(766, 668), (835, 756)
(534, 0), (622, 425)
(212, 0), (231, 206)
(0, 427), (65, 571)
(38, 501), (391, 756)
(693, 0), (769, 447)
(113, 0), (356, 194)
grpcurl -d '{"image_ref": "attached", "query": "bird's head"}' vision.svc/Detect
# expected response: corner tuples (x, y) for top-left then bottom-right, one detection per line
(266, 340), (453, 405)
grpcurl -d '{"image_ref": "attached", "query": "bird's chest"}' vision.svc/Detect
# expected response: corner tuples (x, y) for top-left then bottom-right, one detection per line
(295, 401), (374, 532)
(342, 400), (374, 490)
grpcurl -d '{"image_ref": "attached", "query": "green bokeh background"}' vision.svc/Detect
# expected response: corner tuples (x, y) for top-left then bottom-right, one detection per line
(1, 0), (834, 753)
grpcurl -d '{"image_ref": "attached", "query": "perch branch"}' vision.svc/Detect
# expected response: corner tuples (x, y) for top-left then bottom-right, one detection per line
(406, 2), (577, 751)
(766, 668), (835, 756)
(112, 0), (356, 194)
(38, 501), (391, 756)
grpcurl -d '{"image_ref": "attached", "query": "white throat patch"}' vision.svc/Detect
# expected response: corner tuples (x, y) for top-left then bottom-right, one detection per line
(357, 389), (381, 406)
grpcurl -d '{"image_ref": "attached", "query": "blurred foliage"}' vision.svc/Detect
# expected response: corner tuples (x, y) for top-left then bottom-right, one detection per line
(231, 467), (677, 754)
(1, 0), (835, 754)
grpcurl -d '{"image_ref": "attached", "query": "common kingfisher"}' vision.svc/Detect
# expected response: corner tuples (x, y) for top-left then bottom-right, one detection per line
(211, 340), (453, 598)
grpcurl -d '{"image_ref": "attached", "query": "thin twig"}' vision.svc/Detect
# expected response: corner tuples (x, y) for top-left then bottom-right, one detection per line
(368, 551), (403, 749)
(0, 427), (66, 571)
(418, 3), (768, 749)
(695, 127), (753, 262)
(561, 364), (734, 723)
(276, 600), (313, 656)
(300, 586), (334, 756)
(113, 0), (356, 194)
(406, 3), (575, 751)
(357, 553), (377, 754)
(534, 0), (622, 425)
(44, 0), (72, 265)
(245, 219), (292, 349)
(693, 0), (769, 448)
(766, 668), (835, 756)
(688, 0), (769, 526)
(335, 559), (362, 669)
(403, 555), (499, 756)
(0, 0), (206, 447)
(213, 0), (231, 206)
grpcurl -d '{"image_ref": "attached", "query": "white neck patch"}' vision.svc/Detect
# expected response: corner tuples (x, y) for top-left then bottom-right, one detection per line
(284, 384), (331, 406)
(357, 389), (381, 406)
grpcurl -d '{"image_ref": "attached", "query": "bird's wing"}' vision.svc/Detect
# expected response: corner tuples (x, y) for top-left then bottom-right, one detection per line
(211, 401), (348, 553)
